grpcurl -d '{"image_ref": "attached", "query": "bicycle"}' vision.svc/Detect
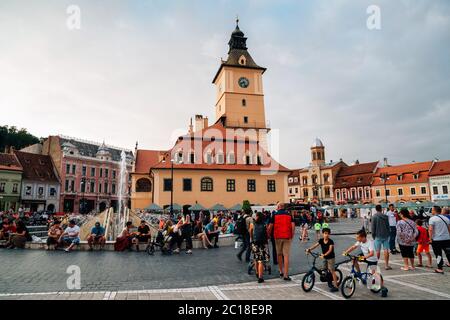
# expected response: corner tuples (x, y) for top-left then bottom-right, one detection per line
(301, 251), (344, 292)
(340, 254), (384, 299)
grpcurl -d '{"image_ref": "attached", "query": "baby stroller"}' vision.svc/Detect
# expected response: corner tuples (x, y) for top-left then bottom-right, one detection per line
(146, 225), (173, 255)
(247, 243), (272, 277)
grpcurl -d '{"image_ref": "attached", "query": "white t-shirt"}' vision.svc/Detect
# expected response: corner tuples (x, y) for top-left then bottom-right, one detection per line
(355, 240), (378, 262)
(65, 225), (80, 238)
(429, 215), (450, 241)
(386, 210), (397, 227)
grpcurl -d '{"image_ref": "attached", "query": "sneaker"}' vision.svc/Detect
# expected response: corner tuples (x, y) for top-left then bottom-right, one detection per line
(64, 248), (70, 253)
(279, 273), (283, 278)
(173, 248), (180, 254)
(283, 277), (292, 281)
(385, 266), (393, 270)
(258, 278), (265, 284)
(330, 287), (339, 292)
(213, 244), (219, 248)
(186, 249), (192, 254)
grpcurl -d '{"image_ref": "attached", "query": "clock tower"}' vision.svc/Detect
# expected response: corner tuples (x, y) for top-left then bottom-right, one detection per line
(212, 19), (268, 131)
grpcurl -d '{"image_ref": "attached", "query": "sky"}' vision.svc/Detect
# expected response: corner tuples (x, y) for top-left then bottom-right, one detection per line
(0, 0), (449, 169)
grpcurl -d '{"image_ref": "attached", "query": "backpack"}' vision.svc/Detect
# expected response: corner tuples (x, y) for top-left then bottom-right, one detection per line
(235, 215), (248, 235)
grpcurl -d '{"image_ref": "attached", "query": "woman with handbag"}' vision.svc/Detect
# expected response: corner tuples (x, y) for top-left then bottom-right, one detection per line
(396, 209), (419, 271)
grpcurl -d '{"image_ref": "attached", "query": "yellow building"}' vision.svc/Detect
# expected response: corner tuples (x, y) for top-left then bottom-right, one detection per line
(290, 139), (346, 204)
(131, 20), (290, 211)
(371, 161), (433, 204)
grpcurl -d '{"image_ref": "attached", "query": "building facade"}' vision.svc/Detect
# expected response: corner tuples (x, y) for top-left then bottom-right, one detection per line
(429, 160), (450, 201)
(131, 21), (290, 210)
(333, 161), (378, 204)
(0, 153), (23, 212)
(14, 151), (61, 212)
(371, 161), (433, 204)
(291, 139), (346, 205)
(287, 171), (301, 203)
(42, 136), (133, 213)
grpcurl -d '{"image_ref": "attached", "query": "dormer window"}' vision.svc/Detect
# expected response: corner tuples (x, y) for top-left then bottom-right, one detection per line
(238, 55), (247, 65)
(413, 173), (419, 180)
(216, 152), (224, 164)
(397, 175), (403, 181)
(227, 152), (235, 164)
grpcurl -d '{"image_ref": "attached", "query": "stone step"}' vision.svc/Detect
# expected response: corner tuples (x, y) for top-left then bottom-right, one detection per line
(23, 234), (236, 251)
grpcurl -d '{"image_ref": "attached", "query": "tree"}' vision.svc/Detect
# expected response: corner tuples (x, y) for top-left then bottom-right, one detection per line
(0, 125), (40, 152)
(242, 200), (252, 215)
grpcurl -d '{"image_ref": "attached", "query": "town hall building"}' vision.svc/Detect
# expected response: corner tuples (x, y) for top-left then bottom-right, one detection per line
(131, 20), (290, 211)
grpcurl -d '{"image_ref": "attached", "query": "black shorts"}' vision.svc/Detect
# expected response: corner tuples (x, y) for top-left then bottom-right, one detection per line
(137, 235), (150, 242)
(399, 245), (415, 258)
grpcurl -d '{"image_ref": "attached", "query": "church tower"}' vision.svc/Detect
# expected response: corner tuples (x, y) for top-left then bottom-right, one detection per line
(212, 19), (268, 131)
(311, 138), (325, 167)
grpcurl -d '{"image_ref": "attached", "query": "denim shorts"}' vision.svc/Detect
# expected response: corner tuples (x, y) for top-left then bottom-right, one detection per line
(63, 237), (80, 245)
(374, 238), (389, 251)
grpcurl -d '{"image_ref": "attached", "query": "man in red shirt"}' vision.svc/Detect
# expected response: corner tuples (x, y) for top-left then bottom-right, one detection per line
(268, 203), (296, 281)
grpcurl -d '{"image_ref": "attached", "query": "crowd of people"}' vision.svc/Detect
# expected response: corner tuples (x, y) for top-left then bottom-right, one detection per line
(2, 202), (450, 288)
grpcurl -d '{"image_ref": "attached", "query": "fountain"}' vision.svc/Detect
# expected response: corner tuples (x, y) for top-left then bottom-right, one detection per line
(115, 150), (128, 238)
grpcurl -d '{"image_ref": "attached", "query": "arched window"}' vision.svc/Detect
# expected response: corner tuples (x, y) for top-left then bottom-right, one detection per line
(200, 177), (213, 192)
(136, 178), (152, 192)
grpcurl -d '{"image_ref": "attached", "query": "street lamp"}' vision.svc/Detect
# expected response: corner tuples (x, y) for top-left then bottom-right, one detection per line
(81, 177), (86, 214)
(162, 157), (175, 216)
(381, 173), (390, 203)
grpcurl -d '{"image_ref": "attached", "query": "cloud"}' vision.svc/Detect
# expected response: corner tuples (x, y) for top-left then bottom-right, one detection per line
(0, 0), (449, 170)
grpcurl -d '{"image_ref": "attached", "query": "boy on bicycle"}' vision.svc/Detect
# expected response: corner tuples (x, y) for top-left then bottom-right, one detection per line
(306, 227), (339, 292)
(343, 229), (383, 287)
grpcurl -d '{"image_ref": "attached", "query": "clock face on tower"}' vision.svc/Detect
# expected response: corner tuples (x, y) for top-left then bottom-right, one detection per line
(238, 77), (250, 88)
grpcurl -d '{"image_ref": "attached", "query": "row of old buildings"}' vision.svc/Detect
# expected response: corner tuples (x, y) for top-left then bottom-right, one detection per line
(1, 21), (448, 214)
(287, 140), (450, 205)
(0, 137), (133, 213)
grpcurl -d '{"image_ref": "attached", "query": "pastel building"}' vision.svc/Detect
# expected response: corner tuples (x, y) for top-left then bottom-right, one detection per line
(0, 153), (23, 212)
(371, 161), (433, 204)
(429, 160), (450, 201)
(14, 151), (61, 212)
(333, 161), (378, 204)
(42, 136), (133, 213)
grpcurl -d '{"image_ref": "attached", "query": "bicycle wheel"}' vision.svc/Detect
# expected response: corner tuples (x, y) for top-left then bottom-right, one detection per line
(367, 273), (383, 293)
(340, 276), (356, 299)
(301, 271), (315, 292)
(146, 244), (155, 255)
(327, 268), (343, 288)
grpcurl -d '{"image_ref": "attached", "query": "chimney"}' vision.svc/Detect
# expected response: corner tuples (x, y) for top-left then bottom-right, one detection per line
(383, 157), (388, 167)
(195, 114), (204, 132)
(188, 117), (194, 134)
(355, 159), (360, 165)
(203, 116), (209, 129)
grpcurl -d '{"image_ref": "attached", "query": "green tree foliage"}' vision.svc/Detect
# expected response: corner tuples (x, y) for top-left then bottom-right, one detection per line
(0, 125), (40, 152)
(242, 200), (252, 215)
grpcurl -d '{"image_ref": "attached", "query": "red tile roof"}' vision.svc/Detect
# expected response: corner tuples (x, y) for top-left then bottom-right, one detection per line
(334, 161), (378, 188)
(150, 123), (290, 173)
(14, 151), (59, 182)
(429, 160), (450, 177)
(134, 150), (166, 174)
(372, 161), (432, 186)
(337, 161), (378, 177)
(0, 153), (23, 172)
